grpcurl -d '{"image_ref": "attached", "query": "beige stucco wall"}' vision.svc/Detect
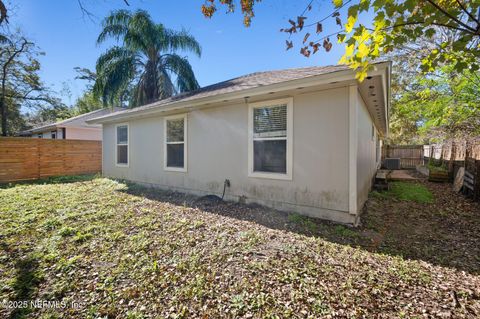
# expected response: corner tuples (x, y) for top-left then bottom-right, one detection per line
(30, 127), (100, 140)
(356, 92), (379, 210)
(103, 87), (355, 223)
(65, 127), (102, 140)
(42, 131), (52, 139)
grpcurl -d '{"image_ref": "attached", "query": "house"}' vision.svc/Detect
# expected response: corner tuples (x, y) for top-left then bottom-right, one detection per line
(20, 108), (122, 140)
(88, 62), (391, 225)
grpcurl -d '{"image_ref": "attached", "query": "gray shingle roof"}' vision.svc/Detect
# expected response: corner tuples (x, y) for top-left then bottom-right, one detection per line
(24, 107), (123, 134)
(92, 64), (351, 120)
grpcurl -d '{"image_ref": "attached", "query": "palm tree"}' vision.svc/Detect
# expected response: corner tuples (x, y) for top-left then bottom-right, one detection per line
(94, 10), (201, 107)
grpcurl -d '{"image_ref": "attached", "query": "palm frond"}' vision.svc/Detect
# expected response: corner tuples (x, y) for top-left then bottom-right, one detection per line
(163, 28), (202, 57)
(95, 46), (134, 73)
(97, 25), (129, 44)
(94, 47), (136, 105)
(157, 69), (176, 99)
(124, 11), (157, 54)
(162, 53), (200, 92)
(97, 10), (132, 44)
(96, 9), (201, 107)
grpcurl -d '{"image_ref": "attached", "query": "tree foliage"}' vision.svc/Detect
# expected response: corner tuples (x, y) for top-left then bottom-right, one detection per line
(94, 10), (201, 107)
(202, 0), (261, 26)
(22, 104), (74, 131)
(72, 67), (104, 114)
(0, 30), (61, 135)
(389, 64), (480, 144)
(382, 28), (480, 143)
(202, 1), (480, 79)
(74, 91), (104, 114)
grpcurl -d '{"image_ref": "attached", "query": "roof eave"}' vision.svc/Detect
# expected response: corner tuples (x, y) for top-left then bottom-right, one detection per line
(86, 68), (360, 125)
(87, 62), (392, 126)
(28, 124), (58, 134)
(361, 61), (391, 137)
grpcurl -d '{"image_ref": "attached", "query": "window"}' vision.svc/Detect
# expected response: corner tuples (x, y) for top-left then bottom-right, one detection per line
(51, 131), (57, 139)
(164, 114), (187, 171)
(37, 133), (43, 138)
(248, 98), (293, 180)
(116, 124), (128, 166)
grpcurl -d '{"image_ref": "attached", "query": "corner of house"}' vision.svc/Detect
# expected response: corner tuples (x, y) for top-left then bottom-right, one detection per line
(348, 84), (358, 217)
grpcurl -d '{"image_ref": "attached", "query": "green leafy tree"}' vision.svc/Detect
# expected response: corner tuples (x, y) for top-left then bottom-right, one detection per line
(94, 10), (201, 107)
(0, 31), (60, 135)
(202, 1), (480, 79)
(72, 67), (105, 114)
(389, 65), (480, 143)
(23, 104), (75, 130)
(385, 29), (480, 143)
(74, 91), (104, 114)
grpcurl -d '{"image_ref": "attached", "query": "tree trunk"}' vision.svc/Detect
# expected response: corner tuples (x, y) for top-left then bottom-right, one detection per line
(0, 38), (30, 136)
(0, 97), (6, 136)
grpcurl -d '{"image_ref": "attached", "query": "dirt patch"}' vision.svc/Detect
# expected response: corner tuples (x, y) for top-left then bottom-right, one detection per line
(361, 181), (480, 274)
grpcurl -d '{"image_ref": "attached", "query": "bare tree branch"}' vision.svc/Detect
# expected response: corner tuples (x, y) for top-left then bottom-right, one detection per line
(454, 0), (480, 26)
(426, 0), (478, 34)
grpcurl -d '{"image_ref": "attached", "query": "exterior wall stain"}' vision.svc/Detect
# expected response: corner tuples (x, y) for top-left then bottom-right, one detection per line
(102, 87), (354, 224)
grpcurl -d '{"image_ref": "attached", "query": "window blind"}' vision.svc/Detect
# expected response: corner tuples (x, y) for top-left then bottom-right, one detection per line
(117, 126), (128, 144)
(253, 104), (287, 138)
(167, 119), (184, 142)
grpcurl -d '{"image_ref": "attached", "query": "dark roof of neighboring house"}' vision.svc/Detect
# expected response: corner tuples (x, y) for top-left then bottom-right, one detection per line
(89, 64), (353, 122)
(20, 107), (123, 135)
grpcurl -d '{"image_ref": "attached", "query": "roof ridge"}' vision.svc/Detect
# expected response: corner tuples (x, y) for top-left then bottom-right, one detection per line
(57, 108), (111, 124)
(87, 61), (392, 124)
(150, 64), (345, 105)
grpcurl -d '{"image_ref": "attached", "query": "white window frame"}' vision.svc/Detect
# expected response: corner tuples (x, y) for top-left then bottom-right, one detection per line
(164, 113), (187, 172)
(248, 97), (293, 180)
(115, 123), (129, 167)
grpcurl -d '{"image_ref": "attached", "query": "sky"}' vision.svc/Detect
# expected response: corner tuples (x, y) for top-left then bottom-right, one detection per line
(13, 0), (349, 105)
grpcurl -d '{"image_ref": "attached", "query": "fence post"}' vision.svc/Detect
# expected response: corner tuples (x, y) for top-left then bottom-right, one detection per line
(428, 144), (434, 164)
(449, 141), (455, 177)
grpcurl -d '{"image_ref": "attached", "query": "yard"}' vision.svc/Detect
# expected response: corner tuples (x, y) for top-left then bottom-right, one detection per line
(0, 176), (479, 318)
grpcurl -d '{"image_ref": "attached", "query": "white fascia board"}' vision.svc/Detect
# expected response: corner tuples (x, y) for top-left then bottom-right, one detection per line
(362, 61), (391, 138)
(29, 124), (58, 133)
(87, 62), (392, 125)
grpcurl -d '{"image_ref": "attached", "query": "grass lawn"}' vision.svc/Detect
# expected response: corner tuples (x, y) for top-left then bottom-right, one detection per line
(388, 182), (434, 203)
(0, 177), (479, 318)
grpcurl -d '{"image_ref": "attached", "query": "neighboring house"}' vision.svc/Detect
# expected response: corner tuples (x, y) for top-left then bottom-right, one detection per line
(88, 62), (391, 225)
(20, 108), (122, 140)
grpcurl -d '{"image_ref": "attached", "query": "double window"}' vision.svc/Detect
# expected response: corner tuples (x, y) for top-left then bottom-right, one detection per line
(164, 114), (187, 172)
(248, 98), (293, 180)
(116, 124), (129, 166)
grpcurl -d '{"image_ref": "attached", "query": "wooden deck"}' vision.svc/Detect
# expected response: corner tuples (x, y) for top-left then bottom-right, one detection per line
(376, 169), (422, 181)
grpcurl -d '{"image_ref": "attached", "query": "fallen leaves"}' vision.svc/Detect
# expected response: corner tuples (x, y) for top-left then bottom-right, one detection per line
(0, 177), (479, 318)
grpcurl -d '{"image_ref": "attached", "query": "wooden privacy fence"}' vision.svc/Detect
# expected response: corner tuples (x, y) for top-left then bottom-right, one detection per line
(424, 139), (480, 199)
(382, 145), (424, 169)
(0, 137), (102, 183)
